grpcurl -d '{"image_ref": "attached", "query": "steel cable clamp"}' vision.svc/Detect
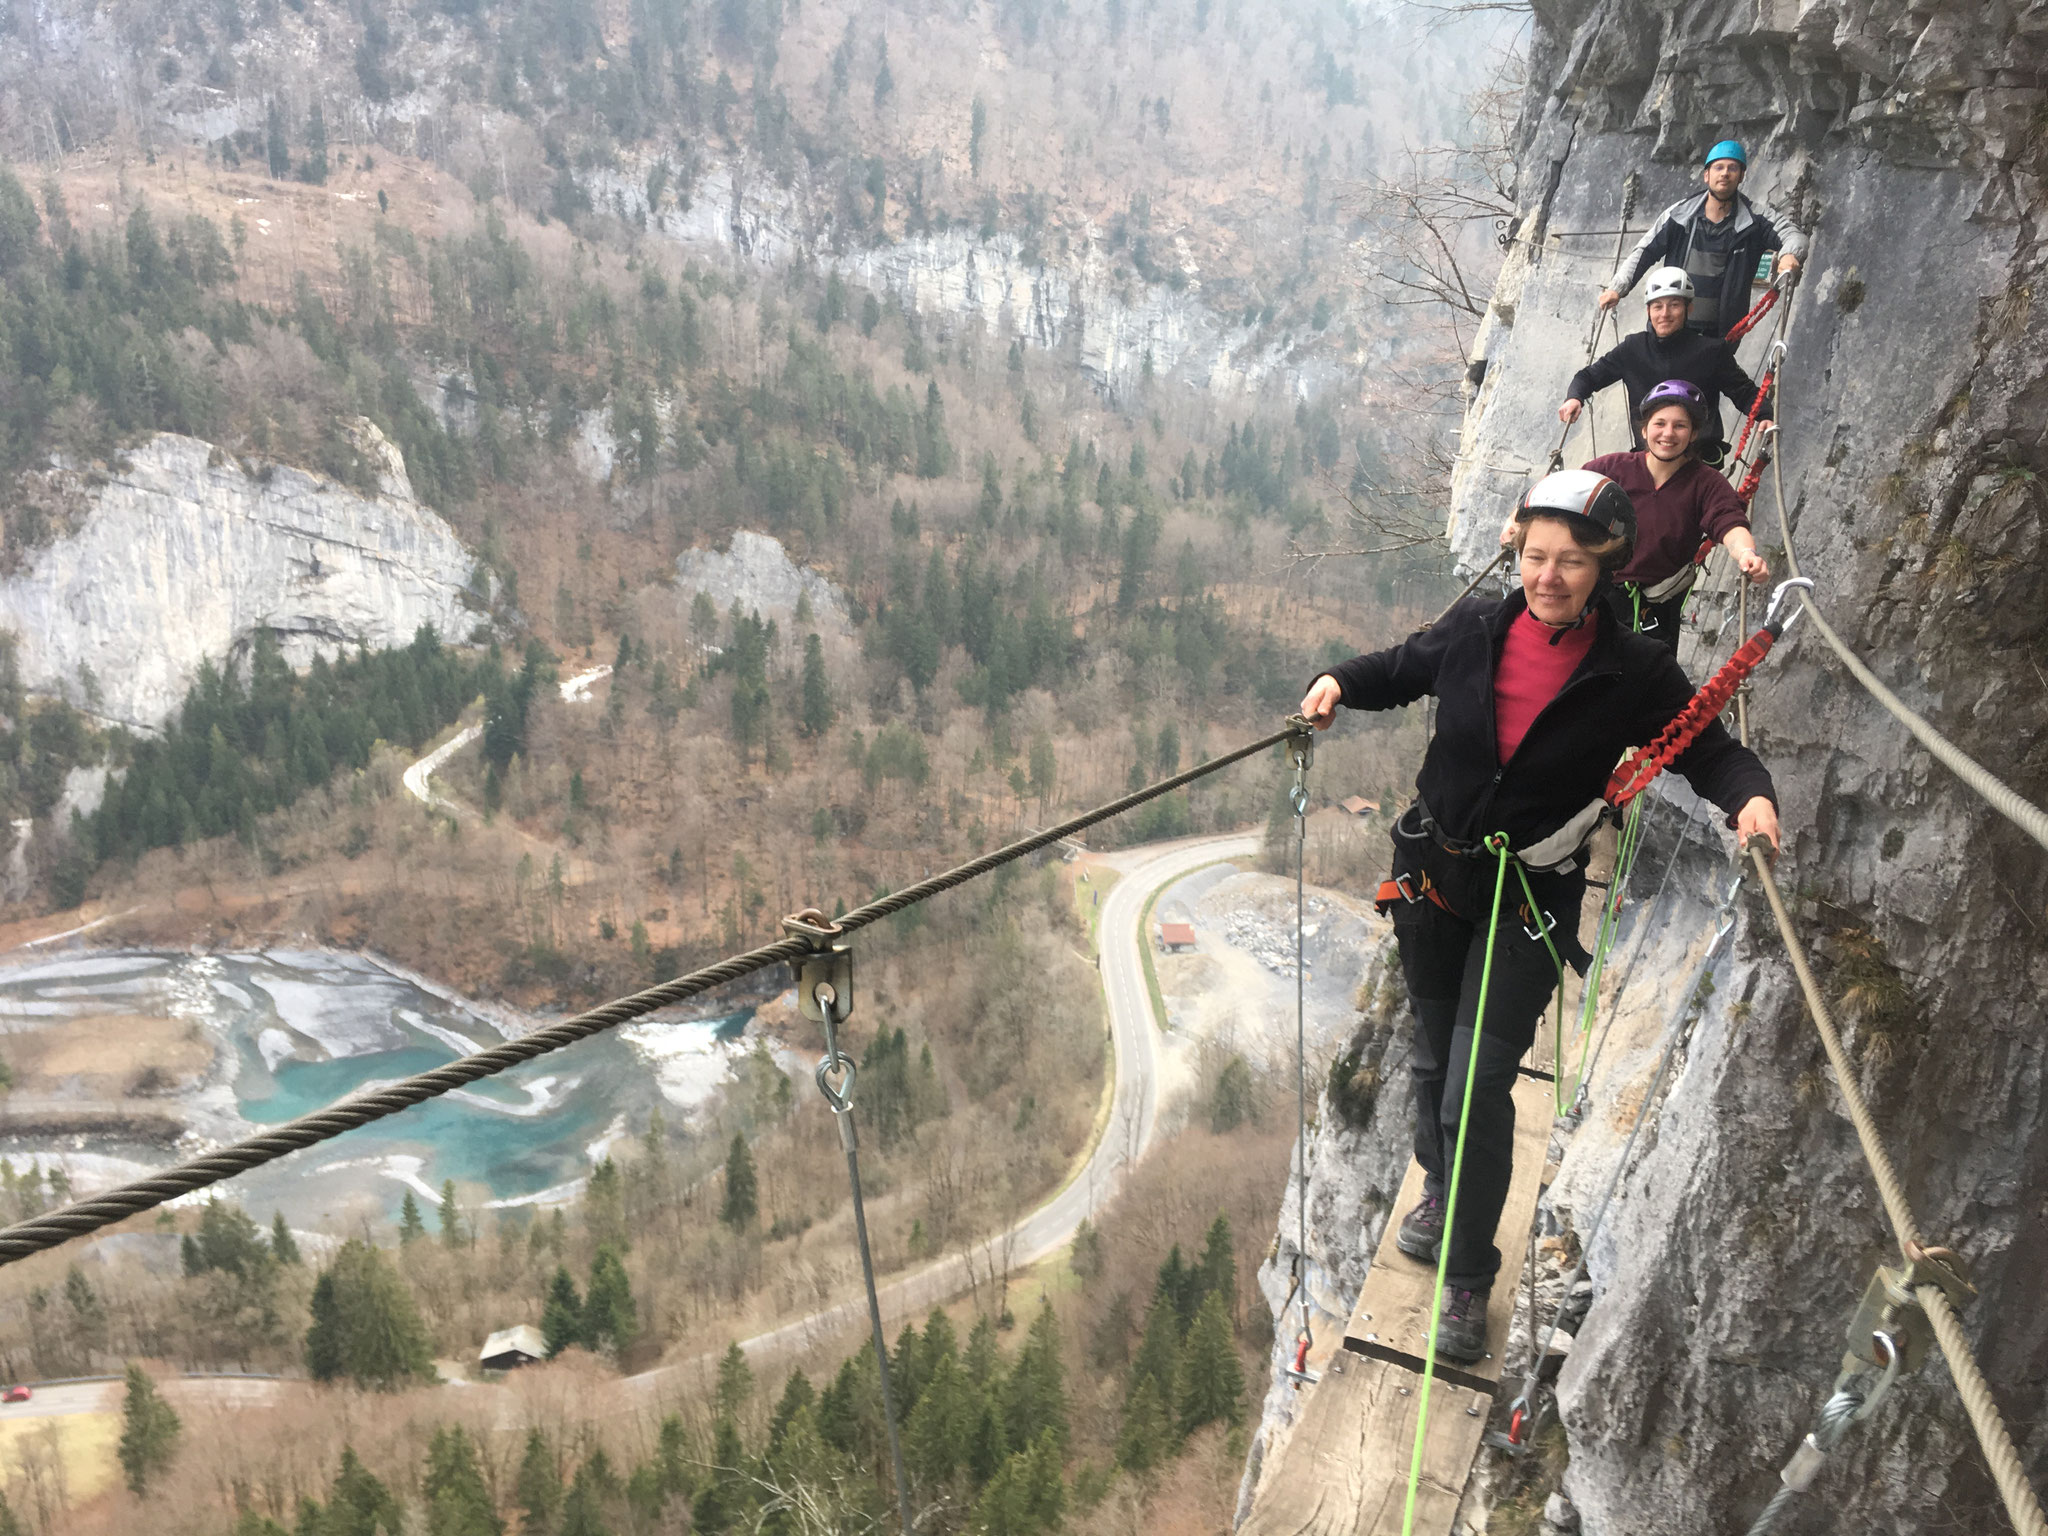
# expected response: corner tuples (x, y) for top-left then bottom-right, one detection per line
(782, 907), (857, 1113)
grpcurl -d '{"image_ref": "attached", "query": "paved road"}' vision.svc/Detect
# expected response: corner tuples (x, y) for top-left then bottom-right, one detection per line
(401, 666), (612, 811)
(621, 831), (1259, 1386)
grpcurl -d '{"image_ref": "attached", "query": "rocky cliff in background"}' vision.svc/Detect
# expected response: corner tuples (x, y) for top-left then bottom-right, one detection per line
(1248, 4), (2048, 1533)
(0, 424), (481, 729)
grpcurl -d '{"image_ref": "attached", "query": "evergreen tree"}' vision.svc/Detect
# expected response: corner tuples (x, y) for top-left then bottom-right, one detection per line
(1114, 1372), (1170, 1472)
(305, 1272), (343, 1381)
(715, 1341), (754, 1423)
(768, 1370), (814, 1450)
(889, 1320), (924, 1418)
(437, 1179), (463, 1249)
(1128, 1296), (1182, 1422)
(0, 1489), (23, 1536)
(799, 633), (835, 737)
(584, 1246), (638, 1353)
(872, 36), (893, 107)
(516, 1429), (563, 1534)
(323, 1447), (403, 1536)
(719, 1134), (758, 1229)
(906, 1351), (973, 1489)
(116, 1363), (181, 1495)
(1002, 1299), (1068, 1455)
(560, 1451), (619, 1536)
(1174, 1291), (1245, 1435)
(964, 1313), (1001, 1386)
(270, 1211), (302, 1265)
(921, 1307), (959, 1373)
(542, 1267), (584, 1356)
(970, 97), (988, 177)
(965, 1397), (1007, 1487)
(398, 1189), (425, 1245)
(1155, 1244), (1199, 1331)
(585, 1157), (629, 1252)
(302, 101), (329, 183)
(265, 100), (289, 177)
(1196, 1212), (1236, 1323)
(424, 1424), (504, 1536)
(1209, 1056), (1257, 1133)
(303, 1240), (435, 1390)
(692, 1416), (750, 1535)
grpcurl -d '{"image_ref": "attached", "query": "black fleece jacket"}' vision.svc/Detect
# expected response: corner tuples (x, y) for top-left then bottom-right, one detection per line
(1319, 591), (1776, 851)
(1565, 327), (1766, 452)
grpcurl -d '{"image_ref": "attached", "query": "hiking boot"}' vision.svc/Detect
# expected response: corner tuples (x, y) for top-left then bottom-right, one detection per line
(1436, 1285), (1492, 1363)
(1395, 1195), (1444, 1262)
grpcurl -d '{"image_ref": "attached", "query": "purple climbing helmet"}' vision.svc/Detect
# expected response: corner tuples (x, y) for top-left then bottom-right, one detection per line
(1636, 378), (1710, 430)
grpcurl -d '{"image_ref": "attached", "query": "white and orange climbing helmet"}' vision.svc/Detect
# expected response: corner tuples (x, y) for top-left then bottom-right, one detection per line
(1515, 468), (1638, 549)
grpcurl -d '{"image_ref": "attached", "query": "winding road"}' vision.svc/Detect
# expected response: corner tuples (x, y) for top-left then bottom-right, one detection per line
(401, 666), (613, 812)
(659, 830), (1260, 1379)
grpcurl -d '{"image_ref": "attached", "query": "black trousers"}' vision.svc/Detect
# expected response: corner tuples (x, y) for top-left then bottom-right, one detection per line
(1390, 868), (1577, 1294)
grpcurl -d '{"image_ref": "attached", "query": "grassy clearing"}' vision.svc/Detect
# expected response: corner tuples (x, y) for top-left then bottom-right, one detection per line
(1073, 862), (1121, 950)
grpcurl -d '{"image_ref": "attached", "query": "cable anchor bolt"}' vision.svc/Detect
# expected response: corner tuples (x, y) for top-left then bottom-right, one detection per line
(1842, 1247), (1973, 1376)
(782, 908), (858, 1117)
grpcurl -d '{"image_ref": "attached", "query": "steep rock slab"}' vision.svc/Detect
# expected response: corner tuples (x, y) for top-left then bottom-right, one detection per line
(0, 428), (480, 730)
(1251, 5), (2048, 1532)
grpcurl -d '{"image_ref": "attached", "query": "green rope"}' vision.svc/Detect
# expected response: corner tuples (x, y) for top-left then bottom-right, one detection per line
(1559, 795), (1646, 1113)
(1400, 834), (1513, 1536)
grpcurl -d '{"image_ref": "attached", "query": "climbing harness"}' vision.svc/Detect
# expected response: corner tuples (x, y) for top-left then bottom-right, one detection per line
(1494, 864), (1746, 1455)
(1284, 718), (1321, 1387)
(785, 912), (915, 1536)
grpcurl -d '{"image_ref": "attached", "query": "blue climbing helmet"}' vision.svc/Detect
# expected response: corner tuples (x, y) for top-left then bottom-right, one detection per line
(1703, 139), (1747, 169)
(1636, 378), (1710, 430)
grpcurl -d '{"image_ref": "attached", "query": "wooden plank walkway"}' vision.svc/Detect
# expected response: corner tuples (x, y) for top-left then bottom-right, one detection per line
(1244, 1059), (1558, 1535)
(1343, 1071), (1555, 1396)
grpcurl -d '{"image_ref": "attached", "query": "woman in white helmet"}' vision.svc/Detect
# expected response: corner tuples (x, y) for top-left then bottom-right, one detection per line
(1558, 266), (1768, 468)
(1298, 470), (1778, 1362)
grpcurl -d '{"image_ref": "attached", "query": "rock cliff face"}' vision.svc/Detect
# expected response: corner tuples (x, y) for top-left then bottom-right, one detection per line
(0, 426), (481, 730)
(584, 158), (1329, 405)
(1248, 6), (2048, 1533)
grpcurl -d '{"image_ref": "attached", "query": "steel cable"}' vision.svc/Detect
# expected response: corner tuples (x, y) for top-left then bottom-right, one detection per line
(1749, 846), (2048, 1536)
(0, 725), (1300, 1266)
(1767, 370), (2048, 856)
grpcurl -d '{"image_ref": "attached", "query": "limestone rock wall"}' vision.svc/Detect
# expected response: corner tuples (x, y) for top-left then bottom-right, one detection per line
(1249, 5), (2048, 1532)
(0, 427), (481, 730)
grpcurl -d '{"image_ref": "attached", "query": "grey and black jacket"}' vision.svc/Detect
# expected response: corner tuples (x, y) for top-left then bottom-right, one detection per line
(1611, 190), (1809, 338)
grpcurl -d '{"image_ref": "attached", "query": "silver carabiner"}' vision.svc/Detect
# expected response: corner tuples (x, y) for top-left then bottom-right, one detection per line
(1764, 576), (1813, 637)
(1850, 1330), (1903, 1422)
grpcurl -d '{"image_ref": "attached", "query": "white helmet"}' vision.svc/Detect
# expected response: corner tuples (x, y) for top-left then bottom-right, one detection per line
(1644, 266), (1695, 304)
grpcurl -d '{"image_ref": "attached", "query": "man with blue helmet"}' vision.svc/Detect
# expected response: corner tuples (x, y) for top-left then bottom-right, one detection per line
(1597, 139), (1807, 338)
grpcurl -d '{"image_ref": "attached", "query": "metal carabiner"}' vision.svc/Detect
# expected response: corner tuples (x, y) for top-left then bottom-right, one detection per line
(1766, 336), (1788, 373)
(1764, 576), (1814, 638)
(1850, 1329), (1904, 1423)
(814, 982), (858, 1113)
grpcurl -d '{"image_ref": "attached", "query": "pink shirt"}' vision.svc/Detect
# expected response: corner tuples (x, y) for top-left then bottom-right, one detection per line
(1495, 606), (1596, 763)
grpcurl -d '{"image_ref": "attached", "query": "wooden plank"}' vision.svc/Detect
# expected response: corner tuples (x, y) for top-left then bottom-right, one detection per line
(1240, 1352), (1487, 1536)
(1342, 1071), (1553, 1392)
